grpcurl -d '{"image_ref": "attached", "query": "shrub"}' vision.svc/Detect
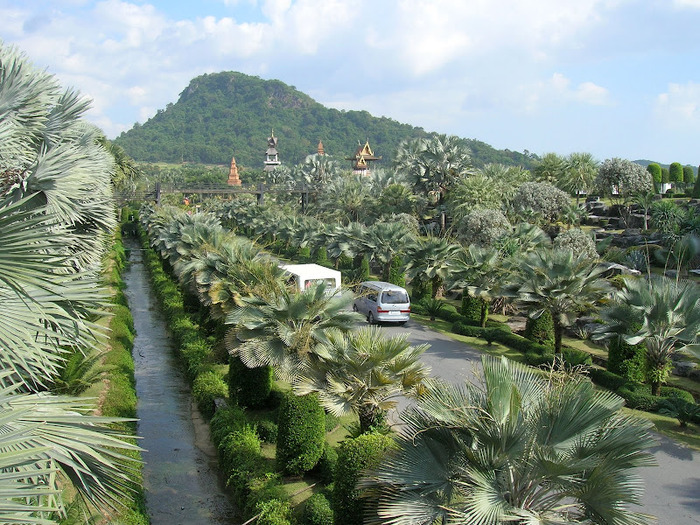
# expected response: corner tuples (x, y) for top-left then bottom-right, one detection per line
(276, 392), (326, 476)
(461, 294), (483, 324)
(658, 397), (700, 427)
(617, 384), (659, 412)
(524, 352), (555, 367)
(255, 499), (293, 525)
(524, 311), (554, 348)
(562, 348), (592, 368)
(218, 425), (264, 504)
(298, 246), (312, 263)
(255, 419), (279, 444)
(311, 443), (338, 485)
(607, 332), (646, 383)
(180, 337), (214, 380)
(192, 371), (228, 419)
(388, 254), (405, 287)
(588, 368), (628, 391)
(333, 433), (394, 525)
(422, 298), (446, 321)
(315, 246), (329, 267)
(210, 405), (248, 447)
(452, 321), (485, 338)
(245, 474), (288, 520)
(228, 356), (273, 408)
(302, 493), (334, 525)
(659, 386), (695, 404)
(410, 279), (432, 302)
(357, 255), (370, 282)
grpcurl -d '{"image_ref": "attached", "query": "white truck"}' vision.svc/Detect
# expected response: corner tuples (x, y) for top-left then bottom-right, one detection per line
(279, 263), (342, 295)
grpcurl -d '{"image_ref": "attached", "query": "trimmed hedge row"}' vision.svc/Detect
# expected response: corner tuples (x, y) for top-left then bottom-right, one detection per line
(92, 227), (148, 525)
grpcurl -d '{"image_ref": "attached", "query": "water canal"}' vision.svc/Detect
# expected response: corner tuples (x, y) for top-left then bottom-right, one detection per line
(123, 240), (238, 524)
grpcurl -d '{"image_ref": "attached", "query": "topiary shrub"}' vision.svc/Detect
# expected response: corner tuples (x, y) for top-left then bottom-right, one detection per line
(333, 432), (394, 525)
(302, 493), (334, 525)
(255, 419), (279, 444)
(245, 474), (288, 520)
(315, 246), (330, 267)
(659, 386), (695, 404)
(311, 443), (338, 485)
(228, 355), (272, 408)
(192, 370), (228, 419)
(524, 310), (555, 349)
(410, 279), (432, 302)
(276, 392), (326, 476)
(388, 254), (405, 287)
(298, 246), (312, 263)
(254, 498), (293, 525)
(180, 337), (214, 380)
(452, 321), (485, 338)
(617, 384), (659, 412)
(461, 294), (483, 324)
(357, 255), (370, 282)
(525, 352), (555, 367)
(606, 332), (646, 383)
(588, 368), (628, 391)
(218, 426), (264, 505)
(210, 405), (248, 448)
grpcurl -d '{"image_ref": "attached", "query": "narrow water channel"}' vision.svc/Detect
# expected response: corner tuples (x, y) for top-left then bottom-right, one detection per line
(123, 240), (239, 524)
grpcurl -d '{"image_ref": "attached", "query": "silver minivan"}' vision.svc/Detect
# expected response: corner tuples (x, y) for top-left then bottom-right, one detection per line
(353, 281), (411, 325)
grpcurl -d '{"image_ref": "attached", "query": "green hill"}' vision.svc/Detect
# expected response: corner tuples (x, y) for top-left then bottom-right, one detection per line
(113, 71), (536, 170)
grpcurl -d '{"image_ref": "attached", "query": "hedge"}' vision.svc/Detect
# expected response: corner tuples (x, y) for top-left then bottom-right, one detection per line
(228, 356), (273, 408)
(192, 370), (228, 419)
(333, 433), (394, 525)
(301, 493), (334, 525)
(276, 392), (326, 476)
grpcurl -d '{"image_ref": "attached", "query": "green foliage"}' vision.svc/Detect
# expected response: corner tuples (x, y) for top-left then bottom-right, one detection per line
(388, 254), (406, 287)
(357, 255), (370, 282)
(244, 475), (289, 520)
(410, 279), (432, 301)
(276, 392), (326, 476)
(646, 163), (662, 185)
(255, 419), (278, 443)
(48, 348), (104, 396)
(461, 294), (483, 324)
(562, 348), (592, 367)
(553, 228), (597, 259)
(228, 356), (273, 408)
(210, 405), (248, 447)
(180, 337), (214, 380)
(683, 165), (695, 185)
(422, 298), (446, 321)
(669, 162), (684, 183)
(298, 245), (312, 263)
(315, 246), (329, 267)
(333, 433), (394, 525)
(694, 167), (700, 198)
(218, 425), (264, 504)
(587, 368), (628, 391)
(657, 396), (700, 427)
(524, 310), (555, 348)
(192, 371), (228, 419)
(311, 443), (338, 485)
(254, 499), (293, 525)
(301, 493), (334, 525)
(607, 333), (646, 383)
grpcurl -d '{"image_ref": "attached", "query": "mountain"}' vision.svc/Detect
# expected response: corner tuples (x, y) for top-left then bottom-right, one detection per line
(113, 71), (536, 170)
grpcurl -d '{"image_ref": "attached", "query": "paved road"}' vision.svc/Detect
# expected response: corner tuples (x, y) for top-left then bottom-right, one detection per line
(372, 318), (700, 525)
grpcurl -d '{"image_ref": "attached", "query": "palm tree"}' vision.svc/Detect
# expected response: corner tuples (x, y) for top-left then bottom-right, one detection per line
(368, 221), (415, 281)
(595, 275), (700, 395)
(404, 235), (460, 298)
(225, 284), (362, 381)
(504, 248), (611, 353)
(448, 245), (503, 327)
(295, 327), (430, 434)
(563, 152), (598, 205)
(533, 152), (566, 184)
(363, 355), (656, 525)
(0, 41), (140, 521)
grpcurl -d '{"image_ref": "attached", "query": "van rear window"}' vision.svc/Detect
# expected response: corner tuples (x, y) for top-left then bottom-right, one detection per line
(381, 290), (409, 304)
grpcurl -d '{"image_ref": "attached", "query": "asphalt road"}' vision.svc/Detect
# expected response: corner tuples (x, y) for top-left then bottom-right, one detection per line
(371, 317), (700, 525)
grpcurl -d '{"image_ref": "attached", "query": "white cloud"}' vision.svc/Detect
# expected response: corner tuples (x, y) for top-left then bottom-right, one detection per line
(673, 0), (700, 8)
(655, 82), (700, 126)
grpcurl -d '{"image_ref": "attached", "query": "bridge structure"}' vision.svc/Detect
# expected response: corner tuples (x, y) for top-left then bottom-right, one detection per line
(116, 182), (318, 210)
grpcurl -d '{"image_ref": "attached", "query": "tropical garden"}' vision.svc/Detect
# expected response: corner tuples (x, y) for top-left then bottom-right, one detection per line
(3, 35), (700, 525)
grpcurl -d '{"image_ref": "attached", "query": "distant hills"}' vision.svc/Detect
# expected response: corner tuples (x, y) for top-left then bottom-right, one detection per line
(113, 71), (536, 170)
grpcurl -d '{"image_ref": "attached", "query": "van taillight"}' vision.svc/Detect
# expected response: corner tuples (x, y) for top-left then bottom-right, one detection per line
(376, 308), (388, 313)
(401, 309), (411, 313)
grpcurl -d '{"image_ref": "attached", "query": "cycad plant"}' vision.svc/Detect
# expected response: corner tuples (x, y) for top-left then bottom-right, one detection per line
(295, 326), (430, 433)
(363, 356), (656, 525)
(0, 41), (139, 521)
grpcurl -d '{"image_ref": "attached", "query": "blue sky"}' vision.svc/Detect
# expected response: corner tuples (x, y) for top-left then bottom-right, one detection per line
(2, 0), (700, 165)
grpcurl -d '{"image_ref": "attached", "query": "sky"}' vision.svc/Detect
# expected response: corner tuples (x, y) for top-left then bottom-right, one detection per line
(2, 0), (700, 166)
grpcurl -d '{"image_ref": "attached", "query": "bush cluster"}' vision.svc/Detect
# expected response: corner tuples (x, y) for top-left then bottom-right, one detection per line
(276, 392), (326, 476)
